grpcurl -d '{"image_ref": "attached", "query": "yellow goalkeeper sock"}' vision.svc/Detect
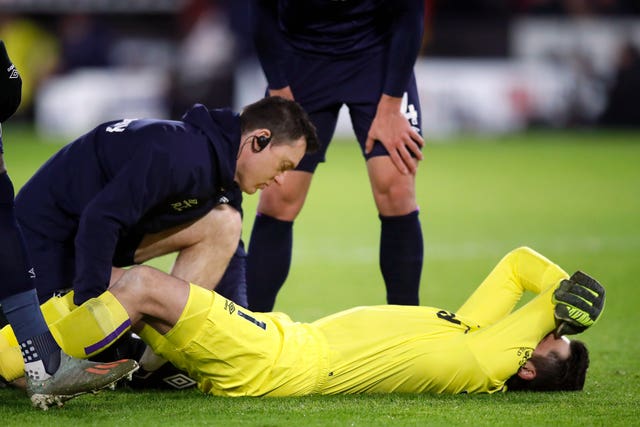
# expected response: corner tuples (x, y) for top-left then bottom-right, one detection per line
(49, 291), (131, 358)
(41, 291), (77, 325)
(0, 325), (23, 382)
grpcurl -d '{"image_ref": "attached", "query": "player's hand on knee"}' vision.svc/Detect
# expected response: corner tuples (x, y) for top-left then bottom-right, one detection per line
(553, 271), (605, 336)
(366, 96), (424, 175)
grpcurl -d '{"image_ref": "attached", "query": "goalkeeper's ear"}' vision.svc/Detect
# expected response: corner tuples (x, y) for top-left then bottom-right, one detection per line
(516, 361), (536, 381)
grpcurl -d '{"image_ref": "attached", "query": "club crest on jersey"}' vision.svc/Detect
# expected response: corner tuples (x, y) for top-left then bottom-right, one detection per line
(171, 198), (199, 212)
(516, 347), (533, 366)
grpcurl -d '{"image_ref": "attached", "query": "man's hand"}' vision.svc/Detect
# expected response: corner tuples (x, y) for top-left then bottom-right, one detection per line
(269, 86), (295, 101)
(553, 271), (605, 336)
(365, 94), (424, 175)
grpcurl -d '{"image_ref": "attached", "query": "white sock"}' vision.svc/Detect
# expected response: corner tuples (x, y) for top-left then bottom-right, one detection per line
(139, 345), (167, 372)
(23, 360), (52, 381)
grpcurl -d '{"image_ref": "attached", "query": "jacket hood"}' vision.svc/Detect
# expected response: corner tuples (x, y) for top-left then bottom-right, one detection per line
(181, 104), (241, 191)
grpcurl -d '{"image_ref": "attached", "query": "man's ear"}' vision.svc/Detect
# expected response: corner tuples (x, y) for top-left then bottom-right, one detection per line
(517, 361), (537, 381)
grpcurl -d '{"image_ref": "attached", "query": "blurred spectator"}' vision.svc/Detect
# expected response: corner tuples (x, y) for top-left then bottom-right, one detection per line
(0, 15), (59, 118)
(516, 0), (640, 15)
(169, 0), (235, 117)
(598, 41), (640, 127)
(57, 14), (112, 72)
(564, 50), (607, 126)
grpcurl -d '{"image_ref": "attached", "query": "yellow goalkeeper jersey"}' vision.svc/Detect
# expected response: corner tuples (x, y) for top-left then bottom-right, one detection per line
(155, 246), (568, 396)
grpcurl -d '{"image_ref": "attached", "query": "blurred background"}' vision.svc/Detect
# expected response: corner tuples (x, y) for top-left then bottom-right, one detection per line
(1, 0), (639, 139)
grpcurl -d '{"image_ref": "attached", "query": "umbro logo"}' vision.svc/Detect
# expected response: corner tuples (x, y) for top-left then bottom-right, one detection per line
(163, 373), (197, 389)
(224, 299), (236, 315)
(7, 64), (19, 79)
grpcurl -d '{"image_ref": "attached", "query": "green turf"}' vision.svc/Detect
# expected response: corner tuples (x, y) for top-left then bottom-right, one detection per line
(1, 126), (639, 425)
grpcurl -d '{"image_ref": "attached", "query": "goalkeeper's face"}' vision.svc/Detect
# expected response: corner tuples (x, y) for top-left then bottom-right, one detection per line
(532, 333), (571, 361)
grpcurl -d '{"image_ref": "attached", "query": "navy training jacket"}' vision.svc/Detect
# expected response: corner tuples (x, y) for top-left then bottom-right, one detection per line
(15, 104), (241, 304)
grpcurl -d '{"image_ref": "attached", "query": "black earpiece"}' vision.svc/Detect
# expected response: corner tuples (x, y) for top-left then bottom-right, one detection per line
(254, 134), (271, 152)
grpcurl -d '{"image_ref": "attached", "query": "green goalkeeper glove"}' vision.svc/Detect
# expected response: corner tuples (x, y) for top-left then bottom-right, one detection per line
(553, 271), (605, 336)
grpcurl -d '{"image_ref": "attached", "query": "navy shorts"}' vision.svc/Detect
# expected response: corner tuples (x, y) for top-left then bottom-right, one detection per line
(19, 223), (144, 303)
(19, 224), (77, 302)
(278, 48), (422, 173)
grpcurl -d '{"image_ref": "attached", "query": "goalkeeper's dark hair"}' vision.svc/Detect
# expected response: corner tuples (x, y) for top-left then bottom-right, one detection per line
(505, 340), (590, 392)
(239, 96), (319, 154)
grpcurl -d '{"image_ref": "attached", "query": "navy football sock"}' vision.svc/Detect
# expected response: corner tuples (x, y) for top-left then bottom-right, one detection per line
(379, 210), (423, 305)
(215, 240), (248, 307)
(2, 291), (61, 378)
(0, 172), (61, 377)
(246, 214), (293, 312)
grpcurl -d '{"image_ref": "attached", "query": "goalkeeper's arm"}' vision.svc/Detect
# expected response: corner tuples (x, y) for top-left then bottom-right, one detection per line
(553, 271), (605, 336)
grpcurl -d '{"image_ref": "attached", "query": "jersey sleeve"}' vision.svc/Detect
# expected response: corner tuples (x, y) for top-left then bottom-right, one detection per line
(455, 246), (570, 328)
(72, 146), (173, 305)
(383, 0), (424, 97)
(252, 0), (290, 90)
(456, 247), (571, 385)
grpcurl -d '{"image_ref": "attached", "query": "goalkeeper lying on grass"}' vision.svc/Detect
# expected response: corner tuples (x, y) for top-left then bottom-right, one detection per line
(1, 247), (605, 395)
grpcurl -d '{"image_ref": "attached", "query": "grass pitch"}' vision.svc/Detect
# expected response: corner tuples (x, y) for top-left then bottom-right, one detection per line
(1, 126), (639, 426)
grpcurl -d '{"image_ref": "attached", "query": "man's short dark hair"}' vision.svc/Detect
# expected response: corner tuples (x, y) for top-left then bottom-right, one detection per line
(505, 340), (590, 392)
(239, 96), (319, 154)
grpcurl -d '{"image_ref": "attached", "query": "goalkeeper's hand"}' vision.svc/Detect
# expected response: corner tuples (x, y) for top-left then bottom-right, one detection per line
(553, 271), (605, 336)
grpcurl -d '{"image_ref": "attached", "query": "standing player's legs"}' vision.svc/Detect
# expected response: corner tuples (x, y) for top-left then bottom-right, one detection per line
(0, 161), (63, 380)
(349, 74), (424, 305)
(246, 106), (341, 312)
(0, 39), (63, 383)
(246, 170), (312, 311)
